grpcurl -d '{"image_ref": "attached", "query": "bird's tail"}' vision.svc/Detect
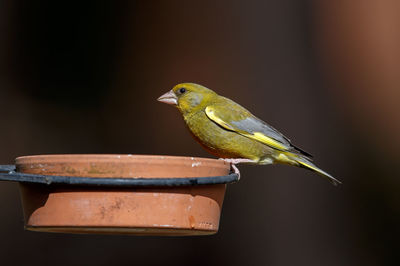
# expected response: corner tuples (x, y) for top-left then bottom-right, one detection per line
(275, 152), (341, 185)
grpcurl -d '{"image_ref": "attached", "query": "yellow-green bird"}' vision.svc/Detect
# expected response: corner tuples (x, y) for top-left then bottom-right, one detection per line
(158, 83), (341, 185)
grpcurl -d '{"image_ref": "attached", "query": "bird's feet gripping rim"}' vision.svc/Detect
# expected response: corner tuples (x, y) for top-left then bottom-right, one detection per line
(218, 158), (255, 180)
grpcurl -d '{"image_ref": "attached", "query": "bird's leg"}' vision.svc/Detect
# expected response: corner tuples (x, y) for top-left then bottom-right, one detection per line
(219, 158), (255, 180)
(220, 158), (255, 164)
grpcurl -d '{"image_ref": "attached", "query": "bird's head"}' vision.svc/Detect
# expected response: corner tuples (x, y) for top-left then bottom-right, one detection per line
(158, 83), (216, 115)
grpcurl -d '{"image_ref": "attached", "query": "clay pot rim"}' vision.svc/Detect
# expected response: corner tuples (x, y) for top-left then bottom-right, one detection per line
(16, 154), (226, 165)
(11, 154), (234, 183)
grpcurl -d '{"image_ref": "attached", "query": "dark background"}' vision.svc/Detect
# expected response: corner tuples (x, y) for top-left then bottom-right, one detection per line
(0, 1), (399, 265)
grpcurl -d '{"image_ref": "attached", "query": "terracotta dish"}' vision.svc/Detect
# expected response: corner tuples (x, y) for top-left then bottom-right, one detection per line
(10, 154), (235, 235)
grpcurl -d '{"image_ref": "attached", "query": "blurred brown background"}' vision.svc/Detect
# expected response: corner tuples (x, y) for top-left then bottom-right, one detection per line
(0, 1), (399, 265)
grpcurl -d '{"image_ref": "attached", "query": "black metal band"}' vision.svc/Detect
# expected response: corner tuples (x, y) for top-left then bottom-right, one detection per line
(0, 165), (238, 187)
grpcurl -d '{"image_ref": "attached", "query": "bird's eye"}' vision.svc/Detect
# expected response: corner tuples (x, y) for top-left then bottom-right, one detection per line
(179, 88), (186, 94)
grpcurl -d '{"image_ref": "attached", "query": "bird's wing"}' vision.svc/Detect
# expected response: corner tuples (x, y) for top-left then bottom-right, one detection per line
(205, 102), (293, 152)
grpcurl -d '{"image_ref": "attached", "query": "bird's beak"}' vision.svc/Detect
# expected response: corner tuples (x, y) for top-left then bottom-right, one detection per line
(157, 90), (178, 105)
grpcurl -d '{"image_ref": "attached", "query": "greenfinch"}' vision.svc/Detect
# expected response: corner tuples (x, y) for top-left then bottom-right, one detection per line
(158, 83), (340, 185)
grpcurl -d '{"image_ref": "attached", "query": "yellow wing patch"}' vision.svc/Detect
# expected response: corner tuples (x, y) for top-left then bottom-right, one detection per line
(205, 106), (235, 131)
(250, 132), (287, 150)
(205, 106), (288, 151)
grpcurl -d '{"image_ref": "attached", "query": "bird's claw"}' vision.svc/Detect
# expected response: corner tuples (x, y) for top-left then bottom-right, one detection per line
(218, 158), (251, 181)
(230, 163), (241, 180)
